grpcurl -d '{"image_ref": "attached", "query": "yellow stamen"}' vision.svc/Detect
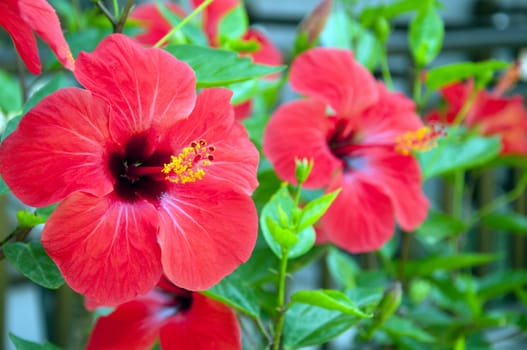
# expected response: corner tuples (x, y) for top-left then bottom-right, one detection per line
(162, 139), (215, 184)
(395, 124), (446, 155)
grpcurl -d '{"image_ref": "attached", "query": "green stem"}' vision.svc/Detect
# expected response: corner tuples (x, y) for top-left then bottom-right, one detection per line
(453, 88), (478, 126)
(113, 0), (120, 18)
(272, 247), (289, 350)
(380, 48), (394, 90)
(413, 66), (422, 111)
(154, 0), (214, 48)
(115, 0), (134, 33)
(451, 171), (465, 251)
(397, 231), (411, 281)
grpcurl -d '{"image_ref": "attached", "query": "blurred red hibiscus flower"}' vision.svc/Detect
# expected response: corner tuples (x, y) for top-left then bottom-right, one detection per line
(130, 0), (282, 119)
(0, 0), (74, 74)
(86, 276), (241, 350)
(263, 47), (429, 253)
(0, 34), (259, 305)
(427, 79), (527, 155)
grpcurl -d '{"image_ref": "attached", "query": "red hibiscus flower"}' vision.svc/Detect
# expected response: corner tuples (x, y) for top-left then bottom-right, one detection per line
(427, 80), (527, 155)
(263, 48), (429, 253)
(86, 276), (241, 350)
(0, 34), (258, 305)
(129, 2), (186, 46)
(0, 0), (74, 74)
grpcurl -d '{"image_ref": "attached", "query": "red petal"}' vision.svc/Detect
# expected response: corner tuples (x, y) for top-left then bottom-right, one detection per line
(75, 34), (196, 144)
(17, 0), (74, 70)
(290, 47), (378, 116)
(263, 99), (342, 188)
(160, 293), (241, 350)
(233, 100), (252, 120)
(0, 4), (40, 74)
(193, 0), (239, 46)
(86, 293), (167, 350)
(0, 88), (113, 207)
(42, 192), (162, 305)
(157, 184), (257, 290)
(359, 148), (429, 231)
(130, 3), (186, 46)
(321, 172), (396, 253)
(163, 88), (259, 195)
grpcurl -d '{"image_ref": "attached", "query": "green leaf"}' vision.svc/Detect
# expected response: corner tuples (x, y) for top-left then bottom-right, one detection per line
(481, 212), (527, 234)
(416, 210), (467, 244)
(418, 126), (501, 179)
(0, 70), (22, 113)
(400, 253), (498, 278)
(218, 4), (248, 43)
(425, 60), (509, 91)
(9, 333), (61, 350)
(326, 247), (359, 289)
(203, 275), (260, 318)
(261, 186), (316, 259)
(291, 290), (372, 318)
(4, 242), (64, 289)
(477, 270), (527, 301)
(35, 204), (58, 220)
(16, 210), (47, 228)
(382, 315), (435, 343)
(320, 5), (353, 50)
(165, 45), (284, 87)
(283, 303), (363, 348)
(0, 175), (9, 195)
(409, 1), (444, 67)
(297, 189), (340, 231)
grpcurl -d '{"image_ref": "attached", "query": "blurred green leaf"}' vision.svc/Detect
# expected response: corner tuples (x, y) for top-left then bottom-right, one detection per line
(320, 5), (353, 50)
(283, 303), (363, 348)
(4, 242), (64, 289)
(477, 270), (527, 301)
(416, 210), (467, 244)
(425, 60), (509, 91)
(35, 204), (58, 220)
(9, 333), (60, 350)
(165, 45), (284, 87)
(203, 275), (260, 318)
(418, 127), (501, 179)
(400, 253), (498, 278)
(0, 175), (9, 195)
(481, 212), (527, 234)
(0, 70), (22, 113)
(351, 21), (382, 70)
(327, 247), (359, 289)
(218, 4), (248, 43)
(382, 315), (435, 343)
(409, 1), (444, 67)
(155, 1), (207, 45)
(291, 289), (372, 317)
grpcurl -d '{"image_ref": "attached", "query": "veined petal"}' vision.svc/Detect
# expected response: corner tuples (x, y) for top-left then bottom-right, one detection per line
(164, 88), (259, 195)
(263, 99), (342, 188)
(0, 3), (40, 74)
(42, 192), (162, 305)
(130, 3), (186, 46)
(17, 0), (74, 71)
(160, 293), (241, 350)
(75, 34), (196, 144)
(0, 88), (113, 207)
(158, 183), (257, 291)
(192, 0), (239, 46)
(290, 47), (378, 116)
(86, 293), (167, 350)
(321, 172), (395, 253)
(360, 148), (429, 231)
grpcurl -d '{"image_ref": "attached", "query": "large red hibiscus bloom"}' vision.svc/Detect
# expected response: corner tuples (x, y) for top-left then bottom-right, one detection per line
(263, 48), (429, 253)
(86, 276), (241, 350)
(427, 80), (527, 155)
(0, 0), (74, 74)
(0, 34), (258, 305)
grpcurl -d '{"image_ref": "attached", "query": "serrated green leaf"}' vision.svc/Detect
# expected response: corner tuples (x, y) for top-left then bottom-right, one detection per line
(291, 290), (372, 318)
(297, 189), (340, 231)
(283, 303), (363, 348)
(481, 212), (527, 234)
(326, 247), (359, 289)
(165, 45), (284, 87)
(400, 253), (498, 278)
(409, 1), (444, 67)
(218, 4), (248, 43)
(203, 275), (260, 318)
(16, 210), (47, 228)
(418, 127), (501, 179)
(9, 333), (61, 350)
(4, 242), (64, 289)
(425, 60), (509, 91)
(416, 210), (467, 244)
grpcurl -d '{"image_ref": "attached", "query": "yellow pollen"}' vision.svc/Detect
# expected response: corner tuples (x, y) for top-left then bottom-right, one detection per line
(162, 139), (215, 184)
(394, 124), (446, 155)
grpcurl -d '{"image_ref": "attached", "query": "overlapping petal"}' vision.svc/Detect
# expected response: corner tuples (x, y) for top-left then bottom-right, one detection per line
(160, 293), (241, 350)
(321, 172), (395, 253)
(75, 34), (196, 143)
(0, 88), (113, 207)
(157, 182), (257, 290)
(163, 88), (259, 195)
(42, 192), (162, 305)
(130, 2), (186, 46)
(290, 47), (378, 116)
